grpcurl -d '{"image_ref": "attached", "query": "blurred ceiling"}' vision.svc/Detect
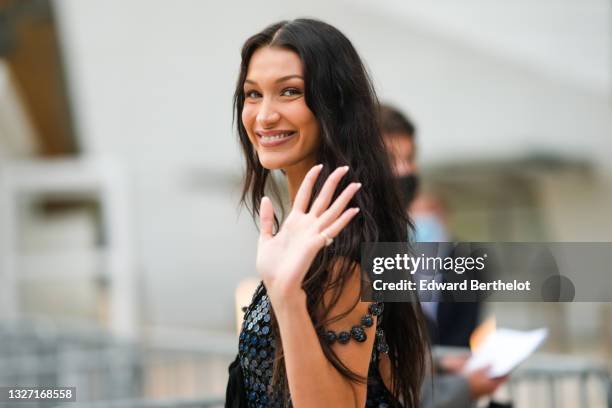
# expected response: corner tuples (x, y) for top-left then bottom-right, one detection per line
(0, 0), (78, 157)
(349, 0), (611, 97)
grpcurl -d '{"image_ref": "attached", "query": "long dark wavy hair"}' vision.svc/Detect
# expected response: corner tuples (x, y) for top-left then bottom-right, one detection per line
(234, 19), (428, 407)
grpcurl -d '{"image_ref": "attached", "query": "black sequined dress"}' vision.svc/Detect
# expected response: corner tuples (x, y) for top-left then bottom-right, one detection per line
(225, 282), (396, 408)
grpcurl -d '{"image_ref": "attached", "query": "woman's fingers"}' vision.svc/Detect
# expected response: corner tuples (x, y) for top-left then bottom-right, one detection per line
(321, 207), (360, 240)
(309, 166), (349, 216)
(317, 182), (361, 229)
(259, 196), (275, 241)
(293, 164), (323, 213)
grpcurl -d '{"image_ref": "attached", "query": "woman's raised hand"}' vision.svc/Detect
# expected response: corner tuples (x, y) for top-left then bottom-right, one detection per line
(256, 164), (361, 304)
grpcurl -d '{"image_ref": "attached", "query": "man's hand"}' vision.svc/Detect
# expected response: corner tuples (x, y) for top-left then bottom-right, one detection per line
(466, 366), (508, 399)
(439, 355), (509, 400)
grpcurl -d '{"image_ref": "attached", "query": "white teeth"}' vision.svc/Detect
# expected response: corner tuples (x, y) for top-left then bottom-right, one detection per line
(261, 132), (293, 141)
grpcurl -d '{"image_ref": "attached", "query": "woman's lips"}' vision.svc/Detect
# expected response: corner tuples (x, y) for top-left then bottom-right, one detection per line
(257, 131), (297, 147)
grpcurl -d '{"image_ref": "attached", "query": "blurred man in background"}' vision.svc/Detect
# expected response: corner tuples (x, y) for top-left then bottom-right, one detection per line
(379, 104), (508, 407)
(380, 103), (479, 346)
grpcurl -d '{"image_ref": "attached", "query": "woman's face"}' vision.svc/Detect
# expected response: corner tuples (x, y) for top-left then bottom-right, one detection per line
(242, 46), (321, 171)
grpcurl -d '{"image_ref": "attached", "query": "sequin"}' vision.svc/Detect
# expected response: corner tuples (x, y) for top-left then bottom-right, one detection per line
(325, 331), (337, 344)
(376, 341), (389, 354)
(351, 325), (367, 342)
(338, 331), (351, 344)
(361, 314), (374, 327)
(369, 302), (384, 316)
(376, 328), (384, 340)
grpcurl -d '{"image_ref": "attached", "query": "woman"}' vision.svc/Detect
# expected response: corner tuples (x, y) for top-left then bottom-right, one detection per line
(226, 19), (428, 408)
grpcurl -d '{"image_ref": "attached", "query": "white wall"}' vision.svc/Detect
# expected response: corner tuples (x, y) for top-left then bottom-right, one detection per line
(53, 0), (612, 332)
(351, 0), (611, 96)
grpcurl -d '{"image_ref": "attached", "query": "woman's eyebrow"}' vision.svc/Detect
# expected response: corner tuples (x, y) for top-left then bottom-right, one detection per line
(244, 75), (304, 86)
(274, 75), (303, 83)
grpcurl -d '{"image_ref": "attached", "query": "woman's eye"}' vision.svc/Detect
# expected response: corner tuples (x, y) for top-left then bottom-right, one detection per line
(244, 90), (261, 99)
(281, 88), (301, 97)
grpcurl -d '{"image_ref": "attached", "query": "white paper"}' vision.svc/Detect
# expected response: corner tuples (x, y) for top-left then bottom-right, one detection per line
(464, 328), (548, 378)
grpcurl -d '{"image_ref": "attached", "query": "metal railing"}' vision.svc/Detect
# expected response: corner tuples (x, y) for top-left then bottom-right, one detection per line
(0, 320), (229, 408)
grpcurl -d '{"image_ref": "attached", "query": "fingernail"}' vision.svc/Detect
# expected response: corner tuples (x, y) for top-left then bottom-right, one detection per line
(343, 165), (350, 171)
(355, 182), (362, 189)
(353, 207), (360, 213)
(316, 164), (323, 169)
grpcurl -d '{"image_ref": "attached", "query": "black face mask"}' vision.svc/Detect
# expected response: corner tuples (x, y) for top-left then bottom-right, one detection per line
(396, 174), (419, 207)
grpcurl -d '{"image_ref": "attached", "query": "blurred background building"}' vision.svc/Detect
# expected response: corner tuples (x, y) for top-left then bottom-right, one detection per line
(0, 0), (610, 406)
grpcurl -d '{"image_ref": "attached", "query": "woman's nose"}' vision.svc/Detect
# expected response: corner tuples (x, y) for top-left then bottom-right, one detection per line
(256, 100), (280, 128)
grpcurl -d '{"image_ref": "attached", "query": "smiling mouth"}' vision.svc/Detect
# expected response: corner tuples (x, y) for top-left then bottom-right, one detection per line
(257, 131), (297, 146)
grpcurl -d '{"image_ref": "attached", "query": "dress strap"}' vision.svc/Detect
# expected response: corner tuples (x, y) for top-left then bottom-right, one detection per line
(319, 302), (388, 351)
